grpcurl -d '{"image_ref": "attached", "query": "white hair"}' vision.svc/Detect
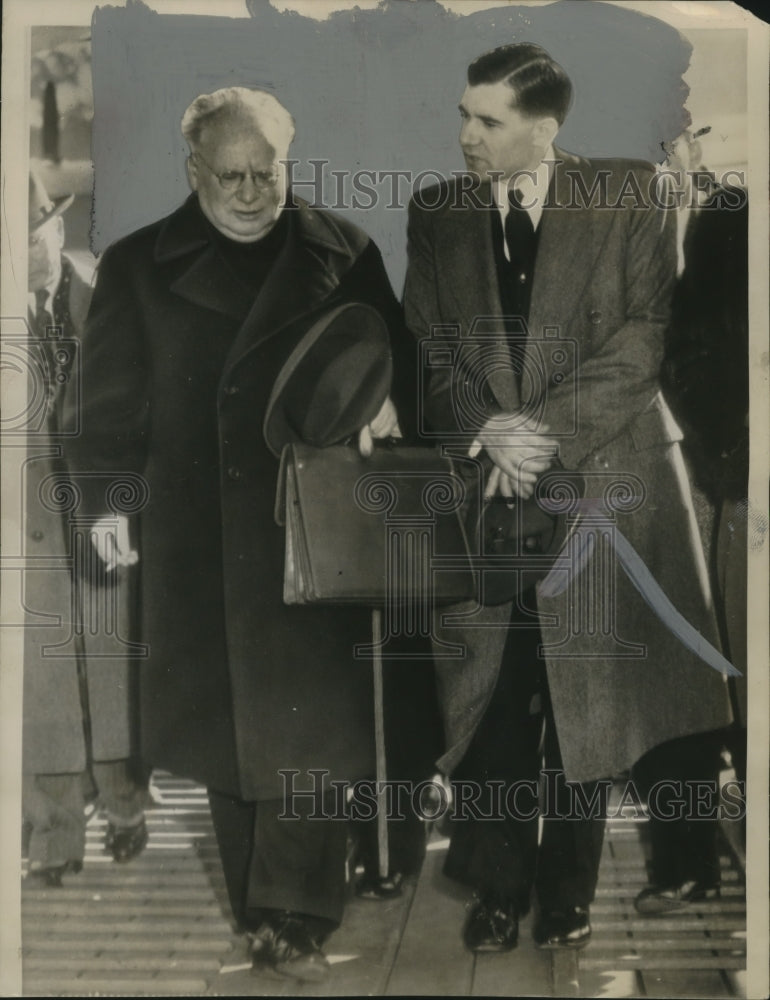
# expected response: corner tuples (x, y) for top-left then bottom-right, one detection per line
(181, 87), (295, 153)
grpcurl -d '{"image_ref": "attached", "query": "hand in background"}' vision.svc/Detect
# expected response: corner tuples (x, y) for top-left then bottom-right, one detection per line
(89, 514), (138, 572)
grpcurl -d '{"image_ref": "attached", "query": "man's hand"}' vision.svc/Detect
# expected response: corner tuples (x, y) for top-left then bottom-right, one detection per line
(358, 396), (402, 457)
(477, 413), (558, 500)
(89, 514), (139, 572)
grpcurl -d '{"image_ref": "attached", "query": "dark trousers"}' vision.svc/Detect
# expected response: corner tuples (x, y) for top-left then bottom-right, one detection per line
(444, 592), (605, 911)
(207, 789), (348, 934)
(351, 638), (444, 879)
(632, 730), (725, 887)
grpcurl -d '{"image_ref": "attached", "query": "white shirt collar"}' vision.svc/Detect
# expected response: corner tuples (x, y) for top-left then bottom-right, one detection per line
(495, 145), (555, 259)
(496, 146), (554, 223)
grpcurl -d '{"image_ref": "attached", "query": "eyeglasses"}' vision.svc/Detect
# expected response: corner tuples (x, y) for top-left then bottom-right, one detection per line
(193, 150), (281, 193)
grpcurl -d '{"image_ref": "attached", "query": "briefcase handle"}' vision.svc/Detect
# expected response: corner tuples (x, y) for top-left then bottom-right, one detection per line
(274, 437), (404, 528)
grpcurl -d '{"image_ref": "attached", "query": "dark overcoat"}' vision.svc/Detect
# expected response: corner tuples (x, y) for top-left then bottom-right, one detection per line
(22, 256), (138, 774)
(662, 187), (749, 725)
(66, 195), (411, 800)
(404, 150), (733, 783)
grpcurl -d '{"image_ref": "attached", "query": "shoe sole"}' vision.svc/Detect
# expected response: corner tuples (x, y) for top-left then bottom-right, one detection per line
(635, 899), (688, 915)
(251, 956), (330, 985)
(467, 941), (518, 954)
(535, 934), (592, 950)
(355, 886), (404, 901)
(273, 958), (330, 984)
(634, 895), (719, 916)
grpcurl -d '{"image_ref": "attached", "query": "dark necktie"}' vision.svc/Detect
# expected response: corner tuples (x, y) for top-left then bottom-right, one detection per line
(504, 187), (535, 266)
(500, 187), (539, 330)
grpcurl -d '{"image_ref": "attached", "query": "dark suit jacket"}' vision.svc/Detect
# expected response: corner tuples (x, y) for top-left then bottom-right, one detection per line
(405, 150), (732, 782)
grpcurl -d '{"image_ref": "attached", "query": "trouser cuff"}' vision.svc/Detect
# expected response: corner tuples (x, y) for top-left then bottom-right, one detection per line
(247, 887), (344, 926)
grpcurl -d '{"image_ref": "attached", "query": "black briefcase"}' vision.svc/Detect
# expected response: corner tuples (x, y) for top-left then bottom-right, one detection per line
(275, 442), (476, 606)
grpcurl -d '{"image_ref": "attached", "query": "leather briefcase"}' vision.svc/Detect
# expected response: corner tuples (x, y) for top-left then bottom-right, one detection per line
(276, 443), (584, 608)
(275, 442), (475, 606)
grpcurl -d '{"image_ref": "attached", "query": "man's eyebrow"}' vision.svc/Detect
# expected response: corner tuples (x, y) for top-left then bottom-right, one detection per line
(458, 104), (503, 126)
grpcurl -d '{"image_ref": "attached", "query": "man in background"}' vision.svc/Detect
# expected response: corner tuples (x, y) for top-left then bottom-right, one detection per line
(633, 129), (748, 913)
(23, 170), (150, 886)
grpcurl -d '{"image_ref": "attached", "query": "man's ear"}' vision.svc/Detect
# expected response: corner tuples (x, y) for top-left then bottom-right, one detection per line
(186, 155), (198, 192)
(54, 215), (65, 250)
(533, 116), (559, 152)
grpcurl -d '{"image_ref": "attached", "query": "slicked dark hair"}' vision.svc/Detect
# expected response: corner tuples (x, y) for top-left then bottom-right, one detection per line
(467, 43), (573, 126)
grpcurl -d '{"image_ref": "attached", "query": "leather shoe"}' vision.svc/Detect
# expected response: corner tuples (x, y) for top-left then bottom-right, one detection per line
(534, 906), (591, 949)
(104, 818), (148, 863)
(26, 859), (83, 888)
(250, 911), (330, 983)
(355, 870), (404, 900)
(635, 880), (720, 915)
(463, 895), (519, 953)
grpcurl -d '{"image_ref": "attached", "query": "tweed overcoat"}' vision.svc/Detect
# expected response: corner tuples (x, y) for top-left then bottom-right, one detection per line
(65, 195), (413, 800)
(404, 149), (732, 783)
(22, 256), (138, 774)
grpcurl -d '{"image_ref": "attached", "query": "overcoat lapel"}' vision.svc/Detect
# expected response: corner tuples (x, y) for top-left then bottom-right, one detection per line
(435, 187), (522, 411)
(156, 195), (359, 381)
(156, 197), (253, 322)
(223, 201), (350, 378)
(523, 149), (609, 405)
(438, 184), (502, 334)
(168, 244), (255, 322)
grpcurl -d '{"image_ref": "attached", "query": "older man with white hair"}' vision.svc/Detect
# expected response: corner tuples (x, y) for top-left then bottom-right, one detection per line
(65, 87), (413, 982)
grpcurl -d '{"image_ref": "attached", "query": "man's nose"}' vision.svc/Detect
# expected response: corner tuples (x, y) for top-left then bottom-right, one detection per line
(460, 119), (480, 149)
(236, 175), (260, 204)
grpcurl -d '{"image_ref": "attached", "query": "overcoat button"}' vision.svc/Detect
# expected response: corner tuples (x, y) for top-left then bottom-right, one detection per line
(227, 466), (242, 481)
(518, 272), (527, 284)
(224, 385), (239, 396)
(589, 310), (602, 324)
(31, 529), (44, 541)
